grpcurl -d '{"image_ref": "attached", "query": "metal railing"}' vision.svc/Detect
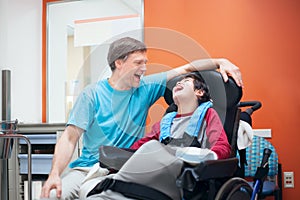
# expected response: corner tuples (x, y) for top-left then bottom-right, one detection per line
(0, 119), (32, 200)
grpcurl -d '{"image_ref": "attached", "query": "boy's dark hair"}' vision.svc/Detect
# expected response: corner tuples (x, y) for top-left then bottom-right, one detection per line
(183, 73), (211, 104)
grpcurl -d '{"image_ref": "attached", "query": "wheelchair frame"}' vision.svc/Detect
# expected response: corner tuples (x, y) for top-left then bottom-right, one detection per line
(97, 70), (270, 200)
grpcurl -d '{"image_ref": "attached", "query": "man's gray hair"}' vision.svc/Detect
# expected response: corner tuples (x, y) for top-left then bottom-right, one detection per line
(107, 37), (147, 71)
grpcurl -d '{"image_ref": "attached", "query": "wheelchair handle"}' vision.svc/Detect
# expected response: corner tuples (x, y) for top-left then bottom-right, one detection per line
(238, 101), (262, 115)
(260, 148), (272, 168)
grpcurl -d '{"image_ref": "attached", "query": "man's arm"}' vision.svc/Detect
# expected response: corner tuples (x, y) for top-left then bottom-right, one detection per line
(41, 125), (83, 198)
(166, 58), (243, 87)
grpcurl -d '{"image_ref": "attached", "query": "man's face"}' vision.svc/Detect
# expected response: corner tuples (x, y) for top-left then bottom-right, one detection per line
(116, 51), (147, 89)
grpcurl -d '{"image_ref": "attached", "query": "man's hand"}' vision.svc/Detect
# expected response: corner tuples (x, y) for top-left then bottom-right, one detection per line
(40, 173), (62, 198)
(217, 58), (244, 88)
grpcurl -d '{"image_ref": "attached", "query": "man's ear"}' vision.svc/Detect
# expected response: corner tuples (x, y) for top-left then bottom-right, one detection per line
(115, 59), (123, 69)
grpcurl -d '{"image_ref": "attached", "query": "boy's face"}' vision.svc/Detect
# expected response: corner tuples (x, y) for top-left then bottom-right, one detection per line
(116, 51), (147, 89)
(172, 77), (203, 105)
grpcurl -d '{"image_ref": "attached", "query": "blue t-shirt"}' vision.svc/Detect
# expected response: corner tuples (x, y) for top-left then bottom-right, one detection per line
(68, 72), (167, 167)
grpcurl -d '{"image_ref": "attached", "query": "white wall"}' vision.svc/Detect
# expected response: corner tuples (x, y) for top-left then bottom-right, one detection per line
(0, 0), (42, 123)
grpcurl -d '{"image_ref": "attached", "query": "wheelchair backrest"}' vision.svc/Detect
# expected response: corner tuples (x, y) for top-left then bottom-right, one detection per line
(164, 70), (243, 157)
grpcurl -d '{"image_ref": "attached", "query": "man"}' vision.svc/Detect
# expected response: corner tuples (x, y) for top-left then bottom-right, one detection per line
(41, 37), (243, 199)
(86, 73), (231, 200)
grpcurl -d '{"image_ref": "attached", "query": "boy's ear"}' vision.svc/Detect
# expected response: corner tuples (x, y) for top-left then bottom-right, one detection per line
(195, 89), (204, 98)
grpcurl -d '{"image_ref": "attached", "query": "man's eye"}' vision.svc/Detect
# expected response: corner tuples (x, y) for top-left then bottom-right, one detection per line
(135, 61), (143, 65)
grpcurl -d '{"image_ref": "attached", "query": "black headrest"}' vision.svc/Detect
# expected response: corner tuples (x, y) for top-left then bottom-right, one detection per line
(163, 70), (243, 123)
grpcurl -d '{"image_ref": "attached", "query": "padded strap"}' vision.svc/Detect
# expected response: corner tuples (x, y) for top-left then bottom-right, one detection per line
(87, 178), (172, 200)
(161, 132), (201, 148)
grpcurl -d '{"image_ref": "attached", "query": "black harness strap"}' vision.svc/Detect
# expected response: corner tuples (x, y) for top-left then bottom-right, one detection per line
(161, 132), (202, 148)
(87, 178), (172, 200)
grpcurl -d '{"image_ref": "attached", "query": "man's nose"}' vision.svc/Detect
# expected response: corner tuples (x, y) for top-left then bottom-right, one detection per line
(140, 63), (147, 71)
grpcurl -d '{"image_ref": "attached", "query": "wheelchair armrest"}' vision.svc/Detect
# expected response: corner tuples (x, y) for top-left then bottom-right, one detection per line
(194, 157), (238, 180)
(177, 157), (238, 191)
(99, 145), (135, 171)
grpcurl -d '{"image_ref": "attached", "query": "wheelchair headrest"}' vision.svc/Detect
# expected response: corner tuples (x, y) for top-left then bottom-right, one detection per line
(164, 70), (243, 123)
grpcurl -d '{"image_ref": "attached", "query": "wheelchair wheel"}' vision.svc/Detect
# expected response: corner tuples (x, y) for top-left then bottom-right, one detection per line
(215, 177), (253, 200)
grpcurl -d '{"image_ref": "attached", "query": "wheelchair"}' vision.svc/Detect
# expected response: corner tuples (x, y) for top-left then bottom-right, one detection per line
(95, 70), (270, 200)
